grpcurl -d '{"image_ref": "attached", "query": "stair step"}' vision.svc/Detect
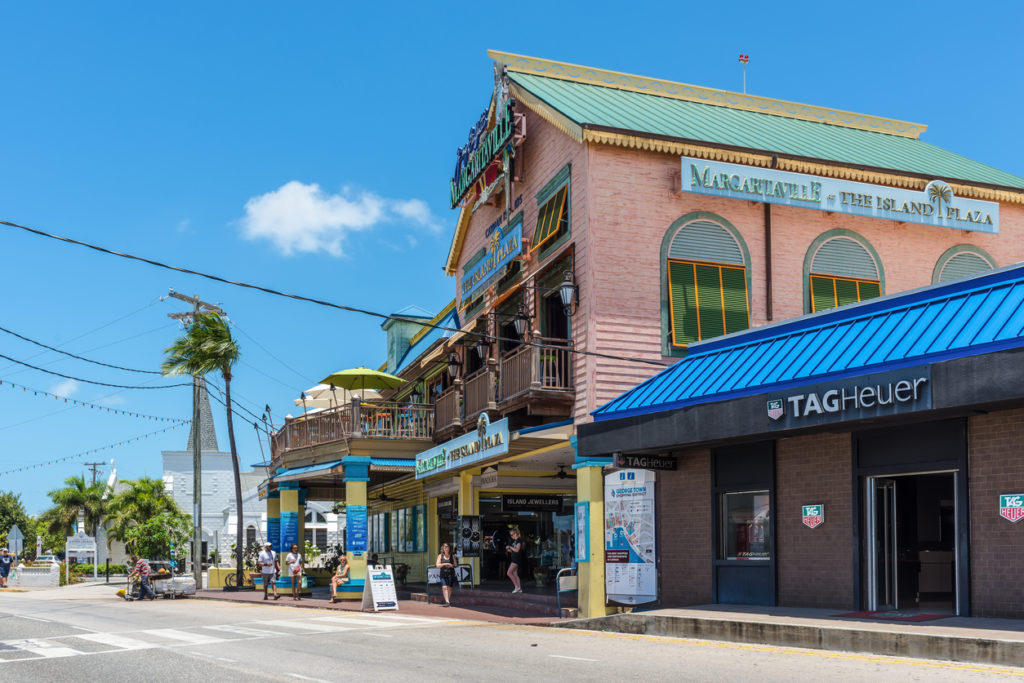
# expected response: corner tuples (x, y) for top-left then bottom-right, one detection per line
(397, 589), (575, 616)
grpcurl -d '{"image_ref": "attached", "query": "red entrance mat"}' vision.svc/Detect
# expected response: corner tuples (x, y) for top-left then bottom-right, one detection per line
(833, 610), (952, 622)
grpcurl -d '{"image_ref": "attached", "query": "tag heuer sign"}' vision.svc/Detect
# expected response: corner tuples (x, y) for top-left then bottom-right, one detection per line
(767, 399), (784, 421)
(999, 494), (1024, 523)
(801, 504), (824, 529)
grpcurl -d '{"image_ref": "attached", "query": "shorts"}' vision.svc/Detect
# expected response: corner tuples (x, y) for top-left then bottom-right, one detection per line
(440, 568), (456, 587)
(0, 569), (9, 579)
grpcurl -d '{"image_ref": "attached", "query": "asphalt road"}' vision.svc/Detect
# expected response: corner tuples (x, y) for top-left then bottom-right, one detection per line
(1, 585), (1021, 682)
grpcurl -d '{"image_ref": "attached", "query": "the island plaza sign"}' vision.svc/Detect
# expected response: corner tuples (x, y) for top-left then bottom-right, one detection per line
(415, 414), (510, 479)
(682, 157), (998, 234)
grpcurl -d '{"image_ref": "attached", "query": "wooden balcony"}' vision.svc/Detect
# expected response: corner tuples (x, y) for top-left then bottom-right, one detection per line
(497, 338), (574, 416)
(270, 400), (434, 469)
(434, 385), (462, 435)
(462, 363), (497, 421)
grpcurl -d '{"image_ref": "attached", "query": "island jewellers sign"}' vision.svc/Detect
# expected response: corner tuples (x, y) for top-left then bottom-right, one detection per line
(681, 157), (998, 234)
(765, 368), (931, 428)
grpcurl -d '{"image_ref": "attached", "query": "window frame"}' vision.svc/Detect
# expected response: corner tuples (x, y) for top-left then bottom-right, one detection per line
(660, 212), (752, 357)
(802, 229), (884, 314)
(932, 244), (996, 284)
(666, 258), (750, 348)
(808, 273), (882, 313)
(532, 163), (571, 262)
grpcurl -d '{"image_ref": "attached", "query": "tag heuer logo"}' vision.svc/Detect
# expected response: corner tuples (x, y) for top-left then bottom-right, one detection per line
(802, 504), (824, 529)
(1000, 494), (1024, 523)
(767, 399), (784, 421)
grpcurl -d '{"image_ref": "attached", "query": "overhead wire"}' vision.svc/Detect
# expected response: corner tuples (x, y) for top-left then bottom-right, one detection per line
(0, 323), (162, 374)
(0, 351), (190, 390)
(0, 219), (673, 368)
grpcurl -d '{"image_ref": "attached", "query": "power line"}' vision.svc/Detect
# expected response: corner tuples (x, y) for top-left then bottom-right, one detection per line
(0, 219), (672, 368)
(231, 322), (316, 387)
(0, 351), (190, 390)
(0, 378), (191, 423)
(0, 324), (162, 374)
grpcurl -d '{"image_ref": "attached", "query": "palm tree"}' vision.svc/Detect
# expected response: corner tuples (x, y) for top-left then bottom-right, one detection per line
(162, 312), (244, 586)
(928, 182), (953, 218)
(44, 475), (108, 539)
(105, 477), (184, 553)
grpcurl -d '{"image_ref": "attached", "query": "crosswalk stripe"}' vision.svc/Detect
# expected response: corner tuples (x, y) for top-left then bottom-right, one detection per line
(75, 633), (157, 650)
(353, 614), (451, 624)
(252, 620), (351, 633)
(142, 629), (225, 645)
(203, 624), (282, 638)
(4, 639), (82, 658)
(311, 616), (395, 628)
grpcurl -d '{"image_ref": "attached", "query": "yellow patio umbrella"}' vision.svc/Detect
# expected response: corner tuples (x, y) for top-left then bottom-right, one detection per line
(319, 367), (405, 394)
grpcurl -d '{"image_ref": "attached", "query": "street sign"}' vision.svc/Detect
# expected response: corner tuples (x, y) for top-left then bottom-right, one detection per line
(7, 525), (24, 556)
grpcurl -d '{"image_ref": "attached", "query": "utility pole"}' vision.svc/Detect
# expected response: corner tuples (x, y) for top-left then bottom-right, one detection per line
(167, 290), (224, 587)
(83, 461), (104, 485)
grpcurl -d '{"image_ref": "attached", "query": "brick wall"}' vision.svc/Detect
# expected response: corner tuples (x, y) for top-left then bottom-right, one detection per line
(658, 449), (712, 606)
(775, 433), (855, 609)
(968, 409), (1024, 618)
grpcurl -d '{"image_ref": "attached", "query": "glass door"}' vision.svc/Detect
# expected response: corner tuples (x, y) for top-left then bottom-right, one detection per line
(867, 478), (897, 611)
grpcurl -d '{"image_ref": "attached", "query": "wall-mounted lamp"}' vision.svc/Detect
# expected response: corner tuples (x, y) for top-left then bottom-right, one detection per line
(447, 352), (462, 380)
(512, 305), (530, 339)
(558, 270), (578, 318)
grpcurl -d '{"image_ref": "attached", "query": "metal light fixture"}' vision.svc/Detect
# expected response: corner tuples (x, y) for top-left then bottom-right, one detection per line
(447, 352), (461, 380)
(513, 305), (530, 339)
(475, 335), (490, 361)
(558, 270), (578, 317)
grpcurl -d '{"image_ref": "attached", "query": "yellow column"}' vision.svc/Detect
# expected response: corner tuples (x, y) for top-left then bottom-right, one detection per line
(458, 469), (480, 586)
(346, 478), (367, 582)
(576, 466), (614, 618)
(427, 497), (438, 562)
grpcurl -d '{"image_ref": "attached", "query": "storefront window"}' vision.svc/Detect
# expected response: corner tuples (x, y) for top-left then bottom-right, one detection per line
(720, 491), (771, 560)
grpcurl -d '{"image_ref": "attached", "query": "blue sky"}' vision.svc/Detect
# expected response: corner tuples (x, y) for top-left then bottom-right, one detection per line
(1, 1), (1021, 514)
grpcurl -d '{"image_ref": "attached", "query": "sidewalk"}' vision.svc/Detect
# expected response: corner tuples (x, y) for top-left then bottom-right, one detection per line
(193, 585), (558, 625)
(553, 604), (1024, 667)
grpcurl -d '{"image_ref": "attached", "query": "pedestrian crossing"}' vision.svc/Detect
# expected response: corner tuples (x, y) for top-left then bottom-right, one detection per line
(0, 612), (452, 664)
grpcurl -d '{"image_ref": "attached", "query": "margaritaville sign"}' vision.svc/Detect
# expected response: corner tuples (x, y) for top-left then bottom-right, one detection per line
(461, 218), (523, 301)
(415, 415), (510, 479)
(681, 157), (999, 234)
(450, 100), (515, 208)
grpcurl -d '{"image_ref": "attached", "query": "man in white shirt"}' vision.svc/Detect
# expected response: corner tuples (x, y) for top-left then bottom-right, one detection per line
(258, 542), (279, 601)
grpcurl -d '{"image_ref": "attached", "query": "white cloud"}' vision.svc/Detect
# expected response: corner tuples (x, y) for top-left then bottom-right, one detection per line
(238, 181), (442, 257)
(96, 395), (126, 407)
(51, 379), (79, 397)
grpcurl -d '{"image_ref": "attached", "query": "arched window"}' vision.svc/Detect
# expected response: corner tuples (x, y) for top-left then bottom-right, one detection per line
(806, 232), (882, 313)
(245, 525), (257, 548)
(933, 246), (995, 283)
(664, 217), (750, 348)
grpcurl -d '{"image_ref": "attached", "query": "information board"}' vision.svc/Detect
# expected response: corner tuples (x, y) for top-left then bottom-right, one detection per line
(604, 469), (657, 606)
(361, 565), (399, 612)
(280, 512), (299, 551)
(347, 505), (368, 553)
(574, 502), (589, 563)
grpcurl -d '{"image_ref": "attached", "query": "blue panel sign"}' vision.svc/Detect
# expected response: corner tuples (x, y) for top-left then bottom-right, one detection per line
(574, 502), (589, 563)
(280, 511), (299, 552)
(415, 414), (510, 479)
(681, 157), (998, 234)
(460, 220), (523, 301)
(266, 518), (280, 552)
(347, 504), (368, 553)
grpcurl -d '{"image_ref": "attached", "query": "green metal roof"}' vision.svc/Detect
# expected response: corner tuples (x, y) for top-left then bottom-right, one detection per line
(510, 72), (1024, 191)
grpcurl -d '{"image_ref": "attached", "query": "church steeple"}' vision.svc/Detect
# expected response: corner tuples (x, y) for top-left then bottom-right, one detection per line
(185, 377), (220, 452)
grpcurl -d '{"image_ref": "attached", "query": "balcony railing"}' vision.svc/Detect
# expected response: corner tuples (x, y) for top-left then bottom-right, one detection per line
(435, 386), (461, 432)
(270, 401), (434, 461)
(498, 337), (573, 401)
(463, 365), (496, 418)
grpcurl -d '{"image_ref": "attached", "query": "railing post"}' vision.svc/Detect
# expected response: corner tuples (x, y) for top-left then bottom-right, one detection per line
(486, 358), (498, 411)
(452, 379), (463, 427)
(351, 397), (362, 437)
(530, 329), (542, 390)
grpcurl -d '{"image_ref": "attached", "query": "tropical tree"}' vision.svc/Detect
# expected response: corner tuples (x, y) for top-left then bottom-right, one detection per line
(105, 477), (183, 550)
(162, 312), (244, 586)
(43, 475), (108, 539)
(123, 510), (192, 561)
(0, 491), (32, 554)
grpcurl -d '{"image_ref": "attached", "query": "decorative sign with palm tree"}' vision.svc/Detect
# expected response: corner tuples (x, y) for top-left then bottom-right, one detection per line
(926, 180), (954, 219)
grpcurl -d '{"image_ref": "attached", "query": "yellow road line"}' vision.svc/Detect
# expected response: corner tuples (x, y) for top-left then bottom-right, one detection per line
(469, 623), (1024, 677)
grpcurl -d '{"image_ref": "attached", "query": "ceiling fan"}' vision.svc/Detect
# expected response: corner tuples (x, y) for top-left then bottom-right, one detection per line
(546, 464), (574, 479)
(373, 492), (395, 502)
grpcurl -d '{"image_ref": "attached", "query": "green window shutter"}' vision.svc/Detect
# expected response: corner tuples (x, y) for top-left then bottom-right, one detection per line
(695, 264), (725, 340)
(835, 279), (859, 307)
(857, 280), (881, 301)
(531, 186), (567, 252)
(811, 275), (837, 312)
(668, 261), (699, 346)
(720, 266), (749, 335)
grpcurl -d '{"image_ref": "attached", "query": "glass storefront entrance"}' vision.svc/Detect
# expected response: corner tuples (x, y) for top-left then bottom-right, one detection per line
(478, 496), (575, 588)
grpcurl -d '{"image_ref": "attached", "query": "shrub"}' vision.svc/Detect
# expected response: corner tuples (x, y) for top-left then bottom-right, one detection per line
(71, 563), (127, 575)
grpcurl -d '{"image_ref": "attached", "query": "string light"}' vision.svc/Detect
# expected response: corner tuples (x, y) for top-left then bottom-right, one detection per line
(0, 422), (188, 476)
(0, 378), (189, 423)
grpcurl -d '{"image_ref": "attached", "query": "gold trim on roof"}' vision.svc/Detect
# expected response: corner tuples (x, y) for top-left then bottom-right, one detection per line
(583, 129), (1024, 204)
(445, 204), (472, 276)
(490, 50), (928, 139)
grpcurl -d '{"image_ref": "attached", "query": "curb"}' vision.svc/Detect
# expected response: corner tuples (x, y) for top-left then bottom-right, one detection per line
(552, 613), (1024, 668)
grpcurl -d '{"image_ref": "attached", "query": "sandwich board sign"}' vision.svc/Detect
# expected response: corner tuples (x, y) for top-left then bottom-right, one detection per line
(361, 565), (399, 612)
(999, 494), (1024, 523)
(801, 504), (824, 529)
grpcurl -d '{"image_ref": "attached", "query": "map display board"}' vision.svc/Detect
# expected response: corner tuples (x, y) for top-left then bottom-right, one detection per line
(604, 469), (657, 605)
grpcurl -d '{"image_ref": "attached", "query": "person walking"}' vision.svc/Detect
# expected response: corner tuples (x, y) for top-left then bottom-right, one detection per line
(330, 556), (350, 602)
(0, 548), (12, 588)
(435, 542), (457, 607)
(285, 543), (303, 601)
(506, 528), (523, 594)
(258, 542), (280, 601)
(129, 555), (156, 601)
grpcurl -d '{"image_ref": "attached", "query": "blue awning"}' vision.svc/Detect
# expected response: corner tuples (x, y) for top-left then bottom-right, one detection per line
(594, 263), (1024, 421)
(271, 459), (345, 482)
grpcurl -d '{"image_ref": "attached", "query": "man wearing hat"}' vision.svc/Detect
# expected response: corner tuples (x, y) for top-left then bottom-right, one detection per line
(257, 542), (279, 600)
(0, 548), (12, 588)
